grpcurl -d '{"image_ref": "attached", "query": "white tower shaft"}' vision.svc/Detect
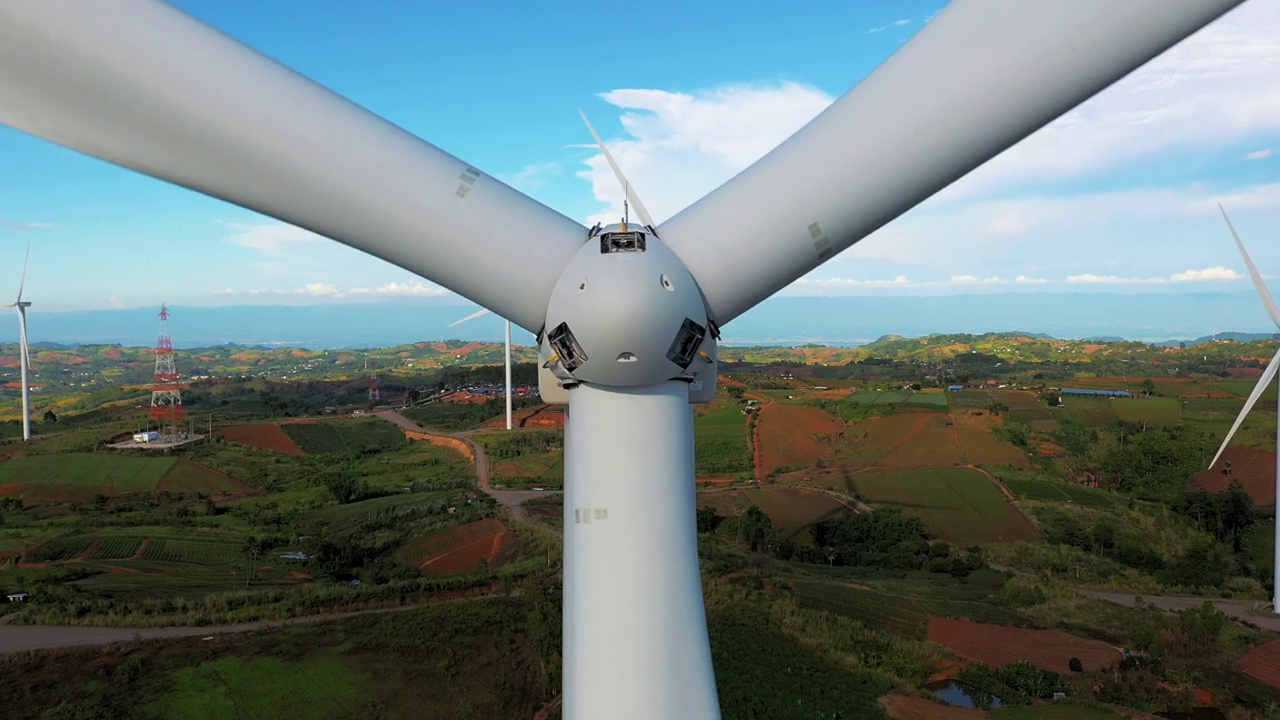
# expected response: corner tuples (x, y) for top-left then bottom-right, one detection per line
(16, 304), (30, 441)
(562, 381), (720, 720)
(504, 320), (513, 430)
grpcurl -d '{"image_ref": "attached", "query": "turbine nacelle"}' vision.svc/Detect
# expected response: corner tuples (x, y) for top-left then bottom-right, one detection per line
(539, 223), (717, 401)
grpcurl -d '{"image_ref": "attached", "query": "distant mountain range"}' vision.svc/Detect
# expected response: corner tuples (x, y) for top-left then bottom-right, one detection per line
(0, 292), (1274, 348)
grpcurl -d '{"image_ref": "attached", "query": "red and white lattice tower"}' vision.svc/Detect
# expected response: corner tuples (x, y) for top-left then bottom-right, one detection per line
(150, 304), (184, 438)
(367, 359), (380, 402)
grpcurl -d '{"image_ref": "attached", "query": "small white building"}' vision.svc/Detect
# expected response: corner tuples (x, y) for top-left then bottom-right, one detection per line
(133, 431), (161, 443)
(7, 591), (29, 603)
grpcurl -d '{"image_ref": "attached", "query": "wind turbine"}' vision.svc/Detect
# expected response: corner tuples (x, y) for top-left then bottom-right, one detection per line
(450, 307), (514, 430)
(1207, 205), (1280, 613)
(5, 242), (32, 441)
(0, 1), (1244, 716)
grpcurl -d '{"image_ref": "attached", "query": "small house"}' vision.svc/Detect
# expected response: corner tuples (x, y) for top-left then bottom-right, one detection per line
(7, 591), (29, 603)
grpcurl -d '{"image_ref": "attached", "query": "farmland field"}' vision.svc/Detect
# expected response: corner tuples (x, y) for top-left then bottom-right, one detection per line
(838, 413), (962, 468)
(757, 404), (841, 474)
(1055, 397), (1116, 427)
(1189, 444), (1277, 506)
(0, 453), (176, 500)
(999, 473), (1120, 509)
(215, 423), (305, 455)
(1239, 637), (1280, 689)
(791, 579), (927, 638)
(394, 518), (515, 575)
(927, 615), (1119, 673)
(837, 467), (1037, 544)
(281, 419), (406, 454)
(845, 390), (948, 407)
(1111, 397), (1181, 427)
(989, 390), (1055, 431)
(698, 487), (853, 543)
(156, 459), (252, 496)
(694, 407), (752, 477)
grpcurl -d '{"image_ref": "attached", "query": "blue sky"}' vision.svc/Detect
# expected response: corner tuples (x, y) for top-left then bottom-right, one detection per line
(2, 0), (1280, 320)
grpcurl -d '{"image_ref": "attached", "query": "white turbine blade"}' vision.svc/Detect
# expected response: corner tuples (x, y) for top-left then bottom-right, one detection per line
(0, 0), (585, 333)
(1220, 204), (1280, 327)
(448, 308), (492, 328)
(563, 381), (718, 718)
(657, 0), (1242, 324)
(578, 108), (655, 228)
(1208, 346), (1280, 469)
(15, 241), (30, 303)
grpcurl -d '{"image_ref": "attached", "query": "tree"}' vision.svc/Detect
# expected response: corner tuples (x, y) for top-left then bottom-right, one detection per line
(696, 506), (724, 534)
(1069, 657), (1083, 673)
(41, 410), (57, 423)
(739, 506), (777, 553)
(1141, 378), (1156, 396)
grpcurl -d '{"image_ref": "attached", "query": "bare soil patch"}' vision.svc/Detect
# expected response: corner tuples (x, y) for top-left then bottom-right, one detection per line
(1190, 445), (1276, 506)
(757, 404), (841, 474)
(927, 615), (1119, 673)
(1239, 638), (1280, 689)
(215, 423), (306, 455)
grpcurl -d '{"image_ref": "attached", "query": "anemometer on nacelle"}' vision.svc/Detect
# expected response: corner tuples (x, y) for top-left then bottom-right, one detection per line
(537, 222), (719, 405)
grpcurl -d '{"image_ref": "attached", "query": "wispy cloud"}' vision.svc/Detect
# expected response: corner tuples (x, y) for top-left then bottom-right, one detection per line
(867, 18), (911, 34)
(1015, 275), (1048, 284)
(0, 219), (57, 231)
(219, 221), (324, 257)
(215, 283), (345, 298)
(581, 82), (833, 225)
(1246, 148), (1273, 160)
(349, 281), (448, 297)
(107, 295), (126, 309)
(1067, 267), (1245, 284)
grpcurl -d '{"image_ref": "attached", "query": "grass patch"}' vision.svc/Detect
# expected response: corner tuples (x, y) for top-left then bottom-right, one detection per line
(694, 408), (752, 476)
(0, 453), (176, 500)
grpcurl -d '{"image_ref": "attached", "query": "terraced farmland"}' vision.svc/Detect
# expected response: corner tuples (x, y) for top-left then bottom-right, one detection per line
(841, 467), (1037, 544)
(698, 487), (853, 544)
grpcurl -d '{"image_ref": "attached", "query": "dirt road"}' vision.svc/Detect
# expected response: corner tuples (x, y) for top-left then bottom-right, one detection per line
(1079, 589), (1280, 631)
(377, 410), (555, 532)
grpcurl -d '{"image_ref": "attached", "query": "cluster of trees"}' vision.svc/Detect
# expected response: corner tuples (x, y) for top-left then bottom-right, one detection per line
(486, 431), (561, 460)
(1100, 426), (1210, 500)
(956, 659), (1064, 708)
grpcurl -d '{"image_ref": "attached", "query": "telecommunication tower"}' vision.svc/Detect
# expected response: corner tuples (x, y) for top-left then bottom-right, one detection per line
(367, 359), (380, 403)
(150, 304), (184, 440)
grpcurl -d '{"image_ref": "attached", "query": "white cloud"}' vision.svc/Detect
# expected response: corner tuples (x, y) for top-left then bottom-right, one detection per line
(219, 221), (324, 257)
(580, 82), (834, 225)
(107, 295), (126, 309)
(349, 281), (449, 297)
(1246, 148), (1273, 160)
(1170, 266), (1245, 282)
(932, 2), (1280, 201)
(867, 18), (912, 33)
(1066, 267), (1245, 284)
(499, 162), (560, 193)
(215, 283), (344, 298)
(950, 275), (1007, 285)
(791, 276), (912, 289)
(1015, 275), (1048, 284)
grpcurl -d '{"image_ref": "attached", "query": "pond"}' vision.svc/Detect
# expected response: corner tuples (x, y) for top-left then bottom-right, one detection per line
(923, 680), (1004, 709)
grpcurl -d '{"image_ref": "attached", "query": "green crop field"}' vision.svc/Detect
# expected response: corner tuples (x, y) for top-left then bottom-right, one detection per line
(990, 706), (1125, 719)
(694, 408), (752, 476)
(699, 487), (853, 543)
(790, 579), (927, 638)
(998, 473), (1120, 509)
(842, 467), (1038, 544)
(92, 537), (142, 560)
(0, 453), (176, 499)
(142, 538), (242, 565)
(1056, 397), (1117, 426)
(845, 390), (947, 407)
(1112, 397), (1181, 427)
(950, 390), (993, 405)
(281, 419), (406, 454)
(1210, 379), (1264, 398)
(157, 459), (248, 495)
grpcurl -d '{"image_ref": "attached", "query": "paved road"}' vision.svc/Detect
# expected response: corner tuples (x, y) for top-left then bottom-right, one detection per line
(377, 410), (557, 532)
(1079, 589), (1280, 631)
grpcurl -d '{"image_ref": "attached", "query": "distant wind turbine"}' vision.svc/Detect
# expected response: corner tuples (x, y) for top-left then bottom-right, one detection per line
(450, 308), (513, 430)
(5, 242), (33, 441)
(1207, 205), (1280, 613)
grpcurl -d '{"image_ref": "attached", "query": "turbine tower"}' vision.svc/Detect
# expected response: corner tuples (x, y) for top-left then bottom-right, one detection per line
(450, 308), (513, 430)
(149, 304), (184, 440)
(1207, 205), (1280, 613)
(5, 242), (32, 441)
(0, 1), (1244, 715)
(367, 359), (380, 403)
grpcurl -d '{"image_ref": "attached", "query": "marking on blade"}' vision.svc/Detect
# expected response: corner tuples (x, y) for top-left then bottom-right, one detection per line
(809, 221), (832, 258)
(455, 168), (481, 198)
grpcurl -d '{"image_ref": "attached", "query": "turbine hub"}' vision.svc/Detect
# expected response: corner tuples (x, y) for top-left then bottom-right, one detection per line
(542, 224), (712, 388)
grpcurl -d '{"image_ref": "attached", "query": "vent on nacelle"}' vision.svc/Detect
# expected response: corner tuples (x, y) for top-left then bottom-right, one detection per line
(548, 322), (588, 372)
(600, 231), (646, 254)
(666, 318), (707, 370)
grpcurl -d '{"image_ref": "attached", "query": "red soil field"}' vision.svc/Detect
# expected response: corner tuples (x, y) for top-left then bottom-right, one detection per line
(402, 518), (515, 576)
(1189, 445), (1276, 506)
(879, 694), (984, 720)
(482, 404), (565, 428)
(1239, 638), (1280, 688)
(215, 423), (306, 455)
(927, 615), (1119, 673)
(156, 460), (255, 497)
(757, 404), (841, 474)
